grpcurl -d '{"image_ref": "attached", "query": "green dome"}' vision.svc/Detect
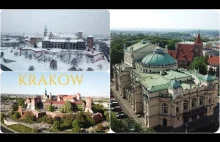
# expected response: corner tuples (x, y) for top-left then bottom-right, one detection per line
(141, 47), (176, 67)
(170, 80), (181, 89)
(204, 74), (213, 81)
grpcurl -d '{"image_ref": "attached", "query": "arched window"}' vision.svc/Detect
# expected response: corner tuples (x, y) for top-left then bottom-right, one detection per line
(162, 103), (168, 115)
(184, 100), (188, 111)
(192, 98), (196, 108)
(208, 95), (211, 105)
(199, 96), (204, 106)
(163, 118), (167, 126)
(176, 107), (179, 115)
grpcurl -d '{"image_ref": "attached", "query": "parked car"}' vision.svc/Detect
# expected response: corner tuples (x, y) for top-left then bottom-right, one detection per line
(111, 106), (121, 112)
(116, 113), (128, 119)
(110, 102), (119, 107)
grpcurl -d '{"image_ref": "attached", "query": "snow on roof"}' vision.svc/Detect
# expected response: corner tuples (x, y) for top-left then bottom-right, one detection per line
(42, 39), (85, 43)
(37, 42), (42, 48)
(58, 33), (77, 38)
(2, 39), (19, 43)
(87, 35), (94, 38)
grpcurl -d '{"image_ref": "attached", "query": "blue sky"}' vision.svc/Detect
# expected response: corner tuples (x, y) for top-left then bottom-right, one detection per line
(0, 72), (110, 97)
(110, 10), (219, 30)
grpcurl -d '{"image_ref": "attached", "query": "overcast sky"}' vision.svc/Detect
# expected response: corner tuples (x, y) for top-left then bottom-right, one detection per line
(110, 10), (219, 30)
(0, 72), (110, 98)
(1, 9), (110, 35)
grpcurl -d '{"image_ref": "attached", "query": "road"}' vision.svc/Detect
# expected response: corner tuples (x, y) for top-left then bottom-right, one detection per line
(0, 64), (12, 71)
(111, 85), (147, 129)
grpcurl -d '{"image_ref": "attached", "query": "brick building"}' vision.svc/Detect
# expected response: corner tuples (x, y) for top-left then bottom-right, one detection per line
(168, 34), (203, 68)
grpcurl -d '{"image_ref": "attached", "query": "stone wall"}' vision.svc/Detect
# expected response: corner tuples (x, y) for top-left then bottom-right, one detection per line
(45, 111), (75, 118)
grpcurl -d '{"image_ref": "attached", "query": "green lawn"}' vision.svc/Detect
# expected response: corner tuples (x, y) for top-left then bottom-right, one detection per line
(8, 124), (32, 133)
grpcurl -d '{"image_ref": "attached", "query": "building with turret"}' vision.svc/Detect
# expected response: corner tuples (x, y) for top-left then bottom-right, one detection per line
(44, 26), (48, 37)
(168, 33), (203, 68)
(112, 43), (218, 131)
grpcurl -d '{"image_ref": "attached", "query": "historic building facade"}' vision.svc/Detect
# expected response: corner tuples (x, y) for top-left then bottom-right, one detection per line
(113, 45), (218, 129)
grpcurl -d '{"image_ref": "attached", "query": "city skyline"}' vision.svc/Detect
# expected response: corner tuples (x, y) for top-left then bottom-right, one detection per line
(0, 72), (110, 97)
(1, 10), (110, 36)
(110, 10), (220, 30)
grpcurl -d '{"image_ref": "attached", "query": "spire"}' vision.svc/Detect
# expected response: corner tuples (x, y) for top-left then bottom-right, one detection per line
(195, 31), (202, 45)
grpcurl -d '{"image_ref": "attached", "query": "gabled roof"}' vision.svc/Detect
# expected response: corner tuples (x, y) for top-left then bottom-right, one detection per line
(168, 50), (177, 59)
(176, 44), (194, 62)
(208, 56), (219, 65)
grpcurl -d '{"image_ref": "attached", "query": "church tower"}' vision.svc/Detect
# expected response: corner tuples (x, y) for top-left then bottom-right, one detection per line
(194, 32), (203, 57)
(44, 26), (48, 37)
(45, 88), (47, 98)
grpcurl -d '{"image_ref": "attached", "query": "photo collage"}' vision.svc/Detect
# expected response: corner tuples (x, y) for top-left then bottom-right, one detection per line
(0, 9), (219, 133)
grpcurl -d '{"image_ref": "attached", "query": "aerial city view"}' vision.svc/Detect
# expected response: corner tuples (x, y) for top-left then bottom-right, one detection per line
(0, 72), (110, 133)
(0, 10), (110, 71)
(110, 10), (219, 133)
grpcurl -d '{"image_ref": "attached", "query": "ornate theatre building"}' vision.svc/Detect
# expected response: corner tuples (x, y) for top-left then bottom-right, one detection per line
(112, 41), (218, 129)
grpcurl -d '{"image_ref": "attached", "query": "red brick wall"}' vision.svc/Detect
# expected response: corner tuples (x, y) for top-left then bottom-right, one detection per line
(46, 111), (75, 118)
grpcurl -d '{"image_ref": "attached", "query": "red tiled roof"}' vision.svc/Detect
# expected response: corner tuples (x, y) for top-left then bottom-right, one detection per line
(208, 56), (219, 65)
(168, 50), (177, 59)
(176, 44), (194, 62)
(195, 34), (202, 45)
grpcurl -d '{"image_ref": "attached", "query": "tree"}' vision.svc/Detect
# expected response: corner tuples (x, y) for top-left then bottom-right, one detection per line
(96, 124), (104, 131)
(50, 59), (57, 70)
(13, 112), (21, 119)
(204, 54), (209, 64)
(110, 112), (143, 132)
(25, 50), (28, 58)
(104, 111), (110, 122)
(63, 101), (73, 113)
(110, 112), (126, 132)
(189, 56), (207, 75)
(68, 66), (77, 71)
(22, 111), (35, 123)
(208, 67), (215, 76)
(18, 99), (25, 107)
(71, 58), (78, 67)
(1, 52), (4, 58)
(29, 54), (32, 60)
(86, 67), (94, 71)
(72, 119), (81, 132)
(141, 128), (155, 133)
(1, 113), (5, 123)
(48, 105), (55, 112)
(76, 114), (86, 127)
(14, 52), (18, 56)
(12, 103), (18, 111)
(97, 64), (103, 70)
(85, 115), (95, 127)
(53, 120), (60, 130)
(92, 104), (104, 116)
(60, 115), (75, 129)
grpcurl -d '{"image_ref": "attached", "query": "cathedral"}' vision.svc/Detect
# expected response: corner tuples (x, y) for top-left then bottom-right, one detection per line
(112, 40), (218, 130)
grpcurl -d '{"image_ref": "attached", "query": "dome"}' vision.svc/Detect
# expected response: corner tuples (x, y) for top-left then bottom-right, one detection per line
(141, 46), (176, 67)
(204, 74), (213, 81)
(170, 80), (181, 89)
